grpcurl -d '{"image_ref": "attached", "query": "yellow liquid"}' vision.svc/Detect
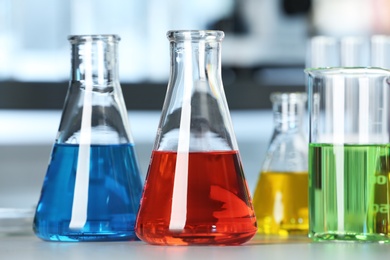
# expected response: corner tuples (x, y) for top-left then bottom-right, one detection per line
(252, 171), (308, 236)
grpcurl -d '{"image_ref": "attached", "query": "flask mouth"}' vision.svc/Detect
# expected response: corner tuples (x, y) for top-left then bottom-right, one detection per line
(304, 67), (390, 77)
(68, 34), (120, 44)
(167, 30), (224, 42)
(270, 92), (307, 104)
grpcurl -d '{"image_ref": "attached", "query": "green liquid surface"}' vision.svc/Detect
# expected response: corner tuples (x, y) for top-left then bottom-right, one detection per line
(309, 143), (390, 242)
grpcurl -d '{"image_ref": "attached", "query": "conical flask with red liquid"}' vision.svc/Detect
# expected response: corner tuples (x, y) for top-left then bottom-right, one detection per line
(135, 30), (257, 245)
(33, 35), (143, 241)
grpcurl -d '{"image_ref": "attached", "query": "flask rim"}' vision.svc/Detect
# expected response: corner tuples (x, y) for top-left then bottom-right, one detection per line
(167, 30), (224, 42)
(68, 34), (120, 44)
(304, 66), (390, 77)
(270, 92), (307, 103)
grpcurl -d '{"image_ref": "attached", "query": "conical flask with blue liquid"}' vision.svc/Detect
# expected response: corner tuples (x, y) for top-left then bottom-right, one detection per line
(33, 35), (143, 241)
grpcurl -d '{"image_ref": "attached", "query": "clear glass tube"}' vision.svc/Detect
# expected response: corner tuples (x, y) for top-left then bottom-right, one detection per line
(340, 36), (370, 67)
(306, 36), (340, 69)
(371, 35), (390, 69)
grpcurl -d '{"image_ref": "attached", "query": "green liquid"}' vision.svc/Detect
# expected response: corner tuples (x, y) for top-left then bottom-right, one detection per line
(309, 143), (390, 242)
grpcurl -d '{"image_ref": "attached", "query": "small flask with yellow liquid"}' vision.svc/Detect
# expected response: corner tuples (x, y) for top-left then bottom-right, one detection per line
(253, 92), (308, 236)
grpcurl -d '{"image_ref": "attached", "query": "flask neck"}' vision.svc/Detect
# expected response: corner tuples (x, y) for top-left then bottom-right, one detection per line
(69, 35), (120, 85)
(272, 93), (306, 133)
(168, 31), (224, 83)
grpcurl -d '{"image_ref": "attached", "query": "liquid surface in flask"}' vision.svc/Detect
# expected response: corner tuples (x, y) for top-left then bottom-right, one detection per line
(309, 143), (390, 242)
(252, 171), (308, 235)
(33, 143), (143, 241)
(135, 150), (257, 245)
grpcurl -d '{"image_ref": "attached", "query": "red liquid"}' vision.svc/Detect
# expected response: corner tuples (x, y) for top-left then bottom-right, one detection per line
(135, 150), (257, 245)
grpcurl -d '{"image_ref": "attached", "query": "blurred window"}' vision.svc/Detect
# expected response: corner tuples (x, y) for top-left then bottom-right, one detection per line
(0, 0), (233, 83)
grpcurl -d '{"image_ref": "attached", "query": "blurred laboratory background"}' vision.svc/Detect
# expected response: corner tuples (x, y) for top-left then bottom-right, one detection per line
(1, 0), (390, 220)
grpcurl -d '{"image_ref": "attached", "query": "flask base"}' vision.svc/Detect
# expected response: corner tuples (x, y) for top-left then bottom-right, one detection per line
(34, 231), (139, 242)
(136, 227), (256, 246)
(256, 226), (308, 236)
(310, 231), (390, 243)
(33, 219), (139, 242)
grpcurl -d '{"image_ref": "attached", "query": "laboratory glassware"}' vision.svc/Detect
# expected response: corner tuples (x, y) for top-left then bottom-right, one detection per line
(33, 35), (143, 242)
(135, 30), (257, 245)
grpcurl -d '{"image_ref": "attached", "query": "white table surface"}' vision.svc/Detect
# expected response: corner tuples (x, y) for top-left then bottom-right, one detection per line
(1, 234), (390, 260)
(2, 110), (390, 259)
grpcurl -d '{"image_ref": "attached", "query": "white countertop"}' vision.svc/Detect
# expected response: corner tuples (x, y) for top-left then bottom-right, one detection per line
(1, 234), (390, 260)
(1, 110), (390, 259)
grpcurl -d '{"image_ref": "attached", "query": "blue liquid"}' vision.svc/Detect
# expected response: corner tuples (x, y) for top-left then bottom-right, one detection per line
(33, 143), (143, 241)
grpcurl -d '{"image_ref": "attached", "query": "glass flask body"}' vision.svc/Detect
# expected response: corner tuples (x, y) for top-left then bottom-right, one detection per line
(306, 67), (390, 242)
(252, 93), (308, 236)
(135, 30), (257, 245)
(33, 35), (143, 242)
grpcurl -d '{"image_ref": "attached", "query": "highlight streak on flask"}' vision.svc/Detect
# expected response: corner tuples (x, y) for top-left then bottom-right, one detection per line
(69, 40), (94, 229)
(333, 76), (345, 232)
(358, 78), (369, 143)
(169, 39), (193, 231)
(273, 191), (284, 225)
